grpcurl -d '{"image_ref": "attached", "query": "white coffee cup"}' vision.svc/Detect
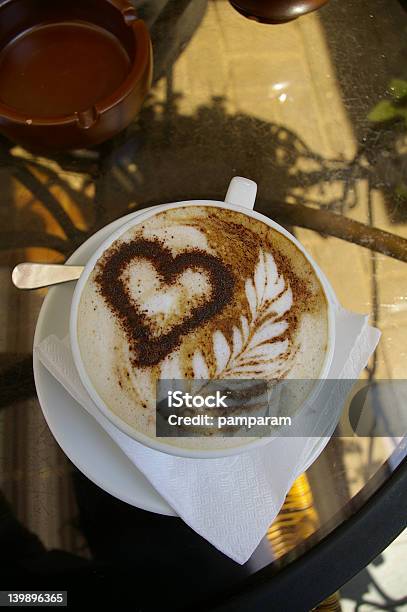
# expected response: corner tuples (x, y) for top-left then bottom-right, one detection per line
(70, 177), (336, 458)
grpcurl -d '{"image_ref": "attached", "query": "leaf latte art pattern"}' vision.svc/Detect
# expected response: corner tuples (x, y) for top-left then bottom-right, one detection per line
(162, 249), (295, 380)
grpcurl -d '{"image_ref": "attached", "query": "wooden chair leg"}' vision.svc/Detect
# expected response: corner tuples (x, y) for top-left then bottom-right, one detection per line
(312, 591), (342, 611)
(267, 474), (342, 611)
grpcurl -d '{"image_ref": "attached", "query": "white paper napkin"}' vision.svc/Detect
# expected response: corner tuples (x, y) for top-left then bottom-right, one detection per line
(35, 306), (380, 564)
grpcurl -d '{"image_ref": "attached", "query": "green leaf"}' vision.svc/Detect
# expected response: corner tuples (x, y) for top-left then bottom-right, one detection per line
(395, 184), (407, 200)
(389, 79), (407, 100)
(368, 100), (398, 122)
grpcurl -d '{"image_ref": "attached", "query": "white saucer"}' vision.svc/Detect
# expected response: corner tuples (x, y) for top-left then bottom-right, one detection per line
(33, 210), (340, 517)
(33, 209), (176, 516)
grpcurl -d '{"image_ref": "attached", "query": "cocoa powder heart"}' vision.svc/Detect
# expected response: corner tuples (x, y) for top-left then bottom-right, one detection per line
(95, 239), (235, 367)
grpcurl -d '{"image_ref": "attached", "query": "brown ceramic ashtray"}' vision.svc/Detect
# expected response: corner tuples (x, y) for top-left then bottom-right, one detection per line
(229, 0), (329, 23)
(0, 0), (152, 151)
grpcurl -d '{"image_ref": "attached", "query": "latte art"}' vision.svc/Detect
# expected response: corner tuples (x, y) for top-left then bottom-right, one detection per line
(94, 239), (235, 367)
(207, 248), (295, 379)
(77, 206), (329, 449)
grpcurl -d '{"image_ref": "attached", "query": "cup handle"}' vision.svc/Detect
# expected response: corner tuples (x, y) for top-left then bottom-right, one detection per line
(224, 176), (257, 210)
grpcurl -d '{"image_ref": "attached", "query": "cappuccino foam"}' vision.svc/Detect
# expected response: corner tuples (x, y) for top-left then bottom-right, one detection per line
(77, 206), (329, 450)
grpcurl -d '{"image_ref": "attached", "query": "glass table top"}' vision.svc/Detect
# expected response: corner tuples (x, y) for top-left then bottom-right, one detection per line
(0, 0), (406, 608)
